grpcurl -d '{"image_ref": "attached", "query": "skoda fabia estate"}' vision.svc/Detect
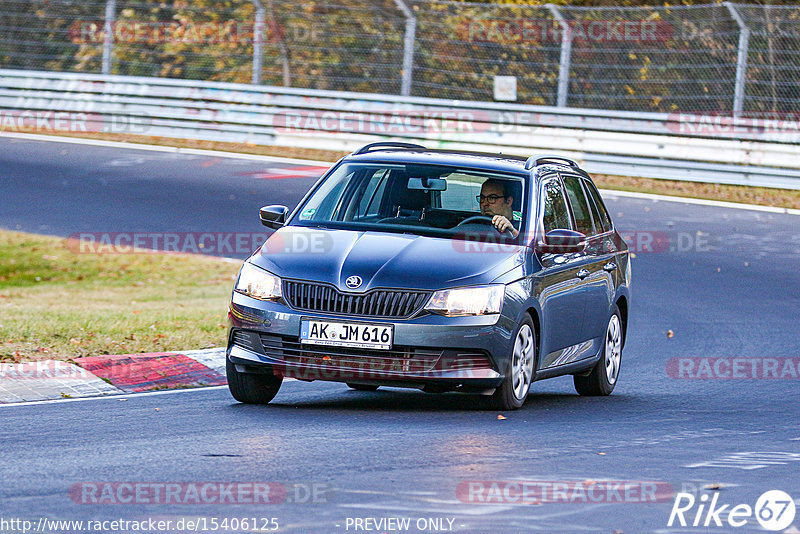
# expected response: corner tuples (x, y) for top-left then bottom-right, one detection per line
(227, 143), (631, 409)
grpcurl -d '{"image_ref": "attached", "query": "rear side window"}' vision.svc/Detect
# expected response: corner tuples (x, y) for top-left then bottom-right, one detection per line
(561, 174), (596, 236)
(541, 178), (571, 232)
(582, 179), (613, 233)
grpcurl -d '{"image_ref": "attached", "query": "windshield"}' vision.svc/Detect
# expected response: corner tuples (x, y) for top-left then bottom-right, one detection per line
(290, 163), (527, 241)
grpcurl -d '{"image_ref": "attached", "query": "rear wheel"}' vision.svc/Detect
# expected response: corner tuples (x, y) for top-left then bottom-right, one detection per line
(226, 358), (282, 404)
(489, 315), (536, 410)
(574, 306), (623, 396)
(347, 383), (379, 391)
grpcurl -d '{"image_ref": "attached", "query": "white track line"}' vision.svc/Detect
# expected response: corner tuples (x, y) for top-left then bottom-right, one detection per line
(0, 131), (331, 166)
(600, 188), (800, 216)
(0, 385), (230, 408)
(2, 131), (797, 216)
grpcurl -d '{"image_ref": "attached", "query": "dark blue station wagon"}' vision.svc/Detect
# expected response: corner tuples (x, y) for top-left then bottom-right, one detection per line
(227, 143), (631, 409)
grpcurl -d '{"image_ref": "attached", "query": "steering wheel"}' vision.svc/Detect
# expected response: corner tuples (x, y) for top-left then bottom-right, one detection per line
(456, 215), (515, 237)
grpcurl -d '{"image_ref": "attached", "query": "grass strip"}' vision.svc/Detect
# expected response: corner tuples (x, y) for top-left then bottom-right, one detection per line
(0, 230), (239, 363)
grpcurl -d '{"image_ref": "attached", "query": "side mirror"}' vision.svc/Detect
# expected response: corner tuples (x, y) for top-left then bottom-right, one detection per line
(537, 229), (586, 254)
(259, 205), (288, 229)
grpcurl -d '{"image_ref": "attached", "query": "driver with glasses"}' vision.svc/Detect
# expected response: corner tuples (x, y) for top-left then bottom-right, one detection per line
(477, 179), (519, 238)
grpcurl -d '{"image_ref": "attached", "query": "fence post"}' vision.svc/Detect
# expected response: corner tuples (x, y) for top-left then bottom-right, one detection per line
(547, 4), (572, 108)
(251, 0), (265, 84)
(102, 0), (116, 75)
(724, 2), (750, 117)
(393, 0), (416, 97)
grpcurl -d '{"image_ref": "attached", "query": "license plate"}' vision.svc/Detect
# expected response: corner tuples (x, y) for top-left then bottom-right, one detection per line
(300, 319), (393, 350)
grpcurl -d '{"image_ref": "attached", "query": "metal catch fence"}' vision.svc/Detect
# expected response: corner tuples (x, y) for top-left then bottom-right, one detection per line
(0, 1), (798, 116)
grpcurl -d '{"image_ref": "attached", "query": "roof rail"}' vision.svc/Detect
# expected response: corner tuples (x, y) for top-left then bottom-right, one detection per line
(353, 142), (427, 155)
(524, 154), (580, 170)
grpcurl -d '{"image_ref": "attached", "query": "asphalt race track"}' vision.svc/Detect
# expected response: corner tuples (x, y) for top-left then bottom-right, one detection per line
(1, 136), (799, 533)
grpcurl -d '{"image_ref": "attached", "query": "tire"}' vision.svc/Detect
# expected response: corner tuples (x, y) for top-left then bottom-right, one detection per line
(574, 306), (623, 396)
(226, 358), (282, 404)
(488, 315), (536, 410)
(347, 383), (379, 391)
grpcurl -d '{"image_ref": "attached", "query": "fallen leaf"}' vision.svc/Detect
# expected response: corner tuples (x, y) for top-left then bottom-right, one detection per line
(667, 330), (674, 338)
(497, 415), (506, 420)
(155, 408), (160, 412)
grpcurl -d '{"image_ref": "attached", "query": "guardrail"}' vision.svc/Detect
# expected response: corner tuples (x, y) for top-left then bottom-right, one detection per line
(1, 69), (799, 190)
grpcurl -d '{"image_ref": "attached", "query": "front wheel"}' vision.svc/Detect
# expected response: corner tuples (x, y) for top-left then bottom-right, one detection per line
(489, 315), (536, 410)
(574, 306), (623, 396)
(226, 358), (282, 404)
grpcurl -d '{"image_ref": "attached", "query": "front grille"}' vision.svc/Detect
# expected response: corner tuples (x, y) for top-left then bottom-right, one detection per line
(283, 280), (429, 318)
(260, 333), (441, 373)
(231, 330), (495, 376)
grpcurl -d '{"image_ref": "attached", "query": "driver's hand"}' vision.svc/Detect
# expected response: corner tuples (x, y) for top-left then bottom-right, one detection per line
(492, 215), (519, 237)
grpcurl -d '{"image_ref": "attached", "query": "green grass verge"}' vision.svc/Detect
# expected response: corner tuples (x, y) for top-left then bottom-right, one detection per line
(0, 230), (239, 363)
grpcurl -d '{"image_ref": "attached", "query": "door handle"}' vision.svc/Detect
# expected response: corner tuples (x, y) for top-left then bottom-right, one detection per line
(576, 269), (590, 279)
(603, 262), (617, 272)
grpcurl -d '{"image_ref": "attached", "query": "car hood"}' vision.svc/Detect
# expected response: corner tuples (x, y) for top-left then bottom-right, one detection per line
(251, 227), (525, 292)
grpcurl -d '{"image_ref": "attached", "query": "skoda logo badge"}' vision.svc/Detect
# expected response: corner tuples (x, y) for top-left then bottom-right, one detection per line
(345, 275), (362, 289)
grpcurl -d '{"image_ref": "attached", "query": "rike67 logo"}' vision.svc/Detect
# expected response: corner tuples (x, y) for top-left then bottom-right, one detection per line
(668, 490), (796, 531)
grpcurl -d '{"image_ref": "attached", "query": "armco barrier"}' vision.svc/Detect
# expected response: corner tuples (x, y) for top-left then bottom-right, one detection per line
(1, 69), (799, 189)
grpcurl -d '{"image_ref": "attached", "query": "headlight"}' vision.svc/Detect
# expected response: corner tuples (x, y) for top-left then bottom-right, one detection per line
(234, 262), (282, 301)
(424, 285), (505, 317)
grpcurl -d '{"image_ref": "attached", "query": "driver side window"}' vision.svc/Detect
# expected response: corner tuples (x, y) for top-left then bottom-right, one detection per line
(542, 178), (572, 232)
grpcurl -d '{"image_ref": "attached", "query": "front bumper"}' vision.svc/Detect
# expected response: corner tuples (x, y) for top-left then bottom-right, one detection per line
(227, 292), (516, 390)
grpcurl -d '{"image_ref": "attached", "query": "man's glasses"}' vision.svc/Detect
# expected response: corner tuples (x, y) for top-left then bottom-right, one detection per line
(476, 194), (505, 203)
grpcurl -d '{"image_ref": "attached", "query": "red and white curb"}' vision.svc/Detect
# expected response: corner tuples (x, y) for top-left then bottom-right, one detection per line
(0, 348), (227, 404)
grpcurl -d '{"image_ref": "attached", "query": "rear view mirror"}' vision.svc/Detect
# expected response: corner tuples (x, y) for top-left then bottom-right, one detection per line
(259, 205), (288, 229)
(537, 229), (585, 254)
(408, 177), (447, 191)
